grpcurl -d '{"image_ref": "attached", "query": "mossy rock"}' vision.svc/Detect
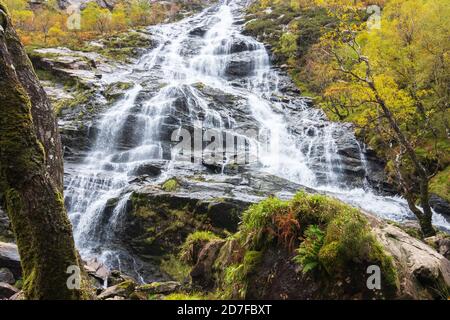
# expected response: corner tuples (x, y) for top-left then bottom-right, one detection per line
(194, 191), (399, 299)
(161, 178), (180, 192)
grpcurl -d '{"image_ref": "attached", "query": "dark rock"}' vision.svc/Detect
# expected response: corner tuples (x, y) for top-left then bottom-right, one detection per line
(0, 282), (18, 299)
(214, 38), (259, 55)
(0, 268), (15, 285)
(191, 240), (225, 289)
(129, 162), (166, 177)
(429, 194), (450, 217)
(425, 235), (450, 260)
(97, 280), (136, 300)
(60, 124), (95, 162)
(56, 0), (71, 10)
(0, 208), (13, 243)
(0, 242), (21, 279)
(437, 238), (450, 260)
(206, 199), (246, 232)
(107, 270), (135, 287)
(224, 53), (255, 79)
(103, 82), (133, 103)
(246, 246), (389, 300)
(114, 114), (141, 150)
(189, 26), (207, 37)
(136, 281), (181, 294)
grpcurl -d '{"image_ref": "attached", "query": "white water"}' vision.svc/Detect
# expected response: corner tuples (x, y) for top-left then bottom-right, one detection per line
(64, 0), (450, 278)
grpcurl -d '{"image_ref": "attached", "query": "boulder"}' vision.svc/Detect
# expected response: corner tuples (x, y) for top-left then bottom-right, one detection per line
(370, 217), (450, 299)
(136, 281), (181, 295)
(8, 290), (25, 300)
(84, 258), (109, 284)
(0, 268), (15, 285)
(191, 240), (225, 289)
(103, 81), (134, 103)
(129, 162), (166, 177)
(0, 282), (18, 299)
(224, 53), (255, 79)
(189, 26), (207, 37)
(105, 295), (126, 300)
(0, 242), (21, 279)
(437, 238), (450, 260)
(107, 270), (135, 287)
(424, 235), (450, 260)
(97, 280), (136, 300)
(228, 39), (258, 54)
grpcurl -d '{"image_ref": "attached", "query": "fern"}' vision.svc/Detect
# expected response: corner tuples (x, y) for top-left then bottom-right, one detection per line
(294, 225), (325, 274)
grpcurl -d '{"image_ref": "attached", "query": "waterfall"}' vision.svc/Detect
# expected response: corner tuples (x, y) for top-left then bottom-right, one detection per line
(64, 0), (450, 280)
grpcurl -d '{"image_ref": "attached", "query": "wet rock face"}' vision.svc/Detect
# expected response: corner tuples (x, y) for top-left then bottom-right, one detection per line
(129, 161), (166, 178)
(0, 267), (14, 285)
(189, 26), (208, 37)
(429, 194), (450, 219)
(224, 53), (255, 79)
(95, 166), (309, 282)
(0, 242), (21, 279)
(122, 185), (248, 258)
(0, 209), (13, 243)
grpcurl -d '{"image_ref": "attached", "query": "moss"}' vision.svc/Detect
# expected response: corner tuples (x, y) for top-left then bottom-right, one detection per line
(113, 279), (136, 297)
(240, 196), (289, 249)
(55, 89), (93, 116)
(184, 231), (220, 243)
(161, 178), (180, 192)
(88, 31), (152, 62)
(160, 255), (191, 282)
(14, 279), (23, 290)
(429, 166), (450, 203)
(219, 250), (262, 299)
(193, 82), (206, 90)
(164, 292), (210, 300)
(103, 81), (134, 103)
(369, 241), (398, 290)
(128, 191), (220, 258)
(180, 231), (221, 265)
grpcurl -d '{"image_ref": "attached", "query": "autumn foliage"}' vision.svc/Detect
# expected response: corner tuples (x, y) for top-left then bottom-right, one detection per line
(4, 0), (190, 47)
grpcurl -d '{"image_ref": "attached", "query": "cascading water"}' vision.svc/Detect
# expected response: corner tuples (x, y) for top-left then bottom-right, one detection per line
(64, 0), (450, 280)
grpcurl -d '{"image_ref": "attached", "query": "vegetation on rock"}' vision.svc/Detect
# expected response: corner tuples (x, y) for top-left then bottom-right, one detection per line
(172, 192), (399, 300)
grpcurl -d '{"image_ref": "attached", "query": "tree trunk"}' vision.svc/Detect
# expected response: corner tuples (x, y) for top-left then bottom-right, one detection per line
(0, 4), (82, 299)
(367, 84), (436, 237)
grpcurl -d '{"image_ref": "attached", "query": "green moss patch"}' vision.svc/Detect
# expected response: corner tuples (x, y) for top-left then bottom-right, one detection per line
(161, 178), (180, 192)
(430, 166), (450, 203)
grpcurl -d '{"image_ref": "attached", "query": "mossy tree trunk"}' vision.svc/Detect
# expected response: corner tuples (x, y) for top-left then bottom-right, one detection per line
(0, 4), (82, 299)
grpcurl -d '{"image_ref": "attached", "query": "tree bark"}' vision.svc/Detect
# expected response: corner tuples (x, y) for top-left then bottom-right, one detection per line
(367, 84), (435, 237)
(0, 4), (81, 299)
(330, 37), (435, 237)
